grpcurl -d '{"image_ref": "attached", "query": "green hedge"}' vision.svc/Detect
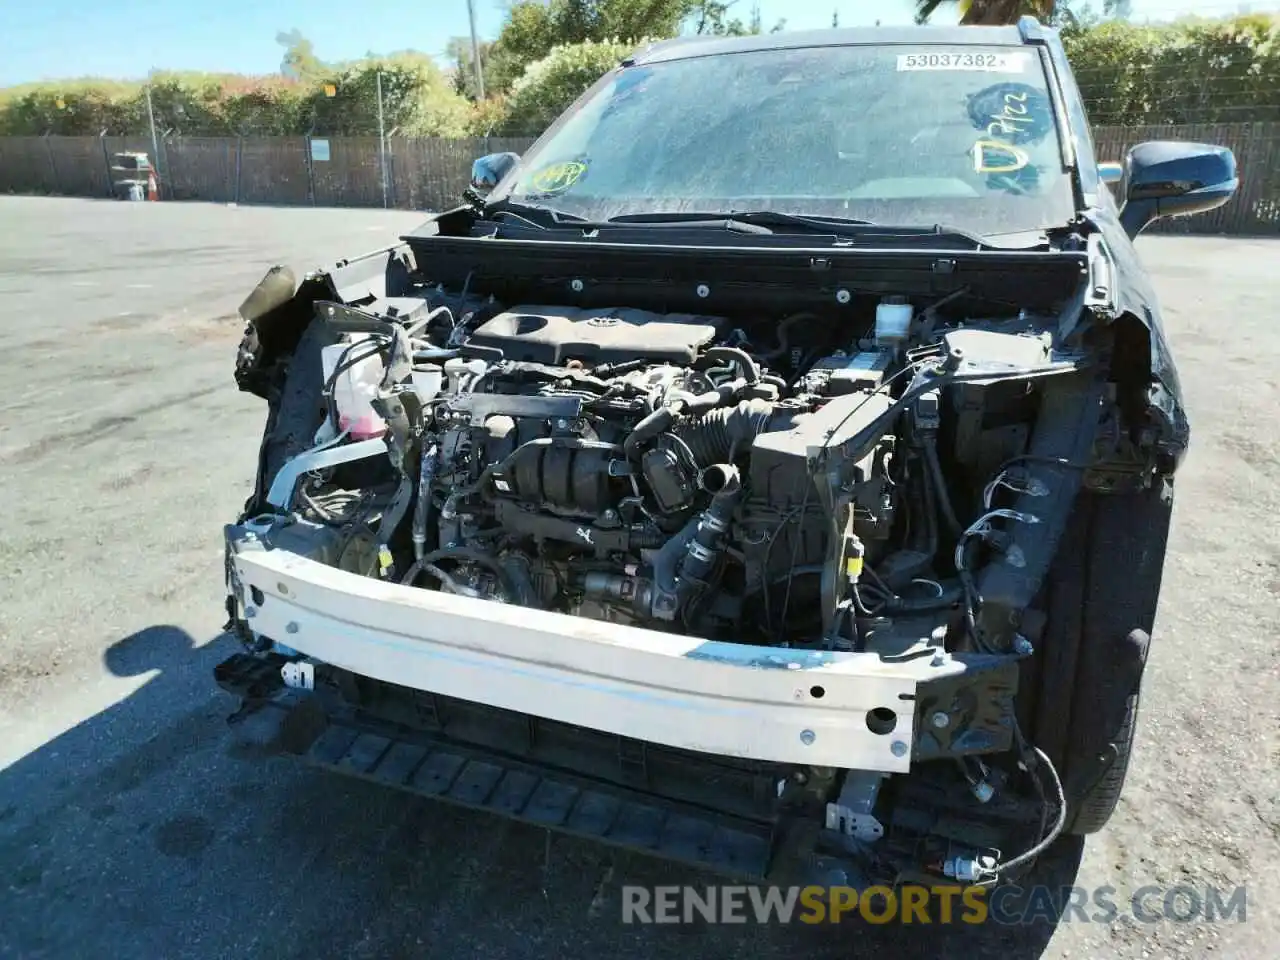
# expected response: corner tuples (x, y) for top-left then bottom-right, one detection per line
(1062, 14), (1280, 125)
(0, 57), (473, 138)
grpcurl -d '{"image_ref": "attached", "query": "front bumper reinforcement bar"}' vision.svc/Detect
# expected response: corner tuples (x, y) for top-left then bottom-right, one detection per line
(227, 532), (1008, 773)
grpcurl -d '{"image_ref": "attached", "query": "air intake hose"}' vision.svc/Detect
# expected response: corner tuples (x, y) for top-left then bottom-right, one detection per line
(676, 399), (777, 467)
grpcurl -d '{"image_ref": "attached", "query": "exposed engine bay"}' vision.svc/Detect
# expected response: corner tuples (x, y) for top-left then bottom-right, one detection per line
(239, 273), (1102, 663)
(222, 222), (1178, 888)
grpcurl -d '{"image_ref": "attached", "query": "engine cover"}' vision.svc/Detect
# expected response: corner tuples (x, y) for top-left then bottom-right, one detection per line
(468, 305), (721, 365)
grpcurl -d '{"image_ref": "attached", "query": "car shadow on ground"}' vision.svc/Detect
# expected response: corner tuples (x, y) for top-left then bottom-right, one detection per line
(0, 624), (1083, 960)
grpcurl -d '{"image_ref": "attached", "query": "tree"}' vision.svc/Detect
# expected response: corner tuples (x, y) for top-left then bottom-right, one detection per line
(446, 36), (494, 100)
(914, 1), (1055, 25)
(276, 29), (327, 81)
(496, 39), (636, 135)
(486, 2), (560, 94)
(487, 0), (704, 94)
(915, 0), (1135, 27)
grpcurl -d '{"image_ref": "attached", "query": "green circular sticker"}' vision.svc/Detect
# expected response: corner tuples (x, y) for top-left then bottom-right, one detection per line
(528, 160), (588, 195)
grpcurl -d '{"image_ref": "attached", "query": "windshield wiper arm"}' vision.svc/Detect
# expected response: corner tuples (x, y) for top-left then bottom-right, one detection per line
(481, 197), (588, 227)
(606, 215), (1029, 249)
(606, 210), (879, 235)
(483, 206), (1018, 249)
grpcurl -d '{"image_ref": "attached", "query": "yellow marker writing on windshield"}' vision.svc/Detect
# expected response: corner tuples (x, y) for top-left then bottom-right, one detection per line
(972, 139), (1029, 174)
(529, 160), (588, 194)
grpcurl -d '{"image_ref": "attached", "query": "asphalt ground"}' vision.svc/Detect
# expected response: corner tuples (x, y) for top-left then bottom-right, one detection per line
(0, 197), (1276, 958)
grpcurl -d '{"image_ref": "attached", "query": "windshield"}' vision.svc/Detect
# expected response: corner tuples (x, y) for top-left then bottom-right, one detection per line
(497, 44), (1076, 235)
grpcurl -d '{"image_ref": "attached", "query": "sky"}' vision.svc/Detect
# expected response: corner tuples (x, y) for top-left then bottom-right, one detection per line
(0, 0), (1276, 86)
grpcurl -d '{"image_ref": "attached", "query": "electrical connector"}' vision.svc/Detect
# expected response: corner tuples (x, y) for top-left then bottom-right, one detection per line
(845, 534), (866, 583)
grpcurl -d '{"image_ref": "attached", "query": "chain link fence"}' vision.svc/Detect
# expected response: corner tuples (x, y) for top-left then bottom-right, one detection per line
(1, 125), (1277, 233)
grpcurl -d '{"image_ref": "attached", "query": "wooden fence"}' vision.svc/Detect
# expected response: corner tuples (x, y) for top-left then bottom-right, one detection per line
(1, 124), (1277, 233)
(1092, 122), (1280, 235)
(0, 134), (536, 213)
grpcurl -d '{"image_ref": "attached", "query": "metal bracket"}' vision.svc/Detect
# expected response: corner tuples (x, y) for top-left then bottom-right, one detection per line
(266, 437), (388, 510)
(448, 393), (584, 425)
(824, 770), (886, 843)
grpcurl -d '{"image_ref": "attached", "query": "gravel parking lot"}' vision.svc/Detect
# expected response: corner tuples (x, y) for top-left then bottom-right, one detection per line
(0, 197), (1276, 959)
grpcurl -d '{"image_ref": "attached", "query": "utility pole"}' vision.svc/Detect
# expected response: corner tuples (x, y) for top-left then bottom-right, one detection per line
(376, 70), (388, 209)
(145, 81), (161, 195)
(466, 0), (486, 100)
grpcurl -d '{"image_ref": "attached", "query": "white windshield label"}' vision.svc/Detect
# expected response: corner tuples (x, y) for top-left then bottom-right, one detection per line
(897, 52), (1028, 72)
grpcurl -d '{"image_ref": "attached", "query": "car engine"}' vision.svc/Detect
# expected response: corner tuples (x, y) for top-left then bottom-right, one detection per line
(401, 303), (906, 641)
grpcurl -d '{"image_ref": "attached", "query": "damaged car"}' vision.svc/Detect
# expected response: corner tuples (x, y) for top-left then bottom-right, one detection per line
(218, 18), (1237, 888)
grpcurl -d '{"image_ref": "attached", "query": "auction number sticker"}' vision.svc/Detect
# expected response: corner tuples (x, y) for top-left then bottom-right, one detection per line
(897, 52), (1027, 72)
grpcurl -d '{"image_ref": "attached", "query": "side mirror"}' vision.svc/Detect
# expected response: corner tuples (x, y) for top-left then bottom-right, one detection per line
(470, 152), (520, 193)
(1119, 141), (1237, 239)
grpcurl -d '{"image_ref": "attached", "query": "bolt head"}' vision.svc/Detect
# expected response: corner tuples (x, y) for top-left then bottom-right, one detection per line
(930, 711), (950, 729)
(890, 740), (908, 758)
(800, 729), (816, 746)
(570, 279), (584, 292)
(286, 621), (299, 635)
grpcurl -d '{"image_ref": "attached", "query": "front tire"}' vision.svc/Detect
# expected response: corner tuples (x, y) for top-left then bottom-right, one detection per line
(1036, 478), (1173, 835)
(1068, 670), (1142, 835)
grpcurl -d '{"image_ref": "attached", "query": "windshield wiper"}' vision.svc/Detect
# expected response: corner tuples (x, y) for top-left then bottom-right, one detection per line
(481, 197), (588, 227)
(603, 212), (1011, 248)
(606, 210), (879, 235)
(481, 204), (1034, 249)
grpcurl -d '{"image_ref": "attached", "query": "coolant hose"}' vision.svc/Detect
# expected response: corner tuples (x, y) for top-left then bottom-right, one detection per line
(680, 464), (743, 586)
(923, 438), (962, 538)
(919, 454), (939, 558)
(760, 312), (818, 361)
(887, 582), (965, 613)
(623, 405), (678, 461)
(703, 346), (760, 384)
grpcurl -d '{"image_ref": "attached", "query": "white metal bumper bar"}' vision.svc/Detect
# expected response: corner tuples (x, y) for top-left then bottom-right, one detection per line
(230, 539), (969, 773)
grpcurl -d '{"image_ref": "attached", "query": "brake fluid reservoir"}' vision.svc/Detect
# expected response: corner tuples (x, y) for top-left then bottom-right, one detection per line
(411, 364), (444, 402)
(875, 296), (914, 346)
(321, 337), (387, 439)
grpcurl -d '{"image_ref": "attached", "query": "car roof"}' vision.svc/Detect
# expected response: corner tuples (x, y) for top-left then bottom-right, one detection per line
(628, 24), (1040, 66)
